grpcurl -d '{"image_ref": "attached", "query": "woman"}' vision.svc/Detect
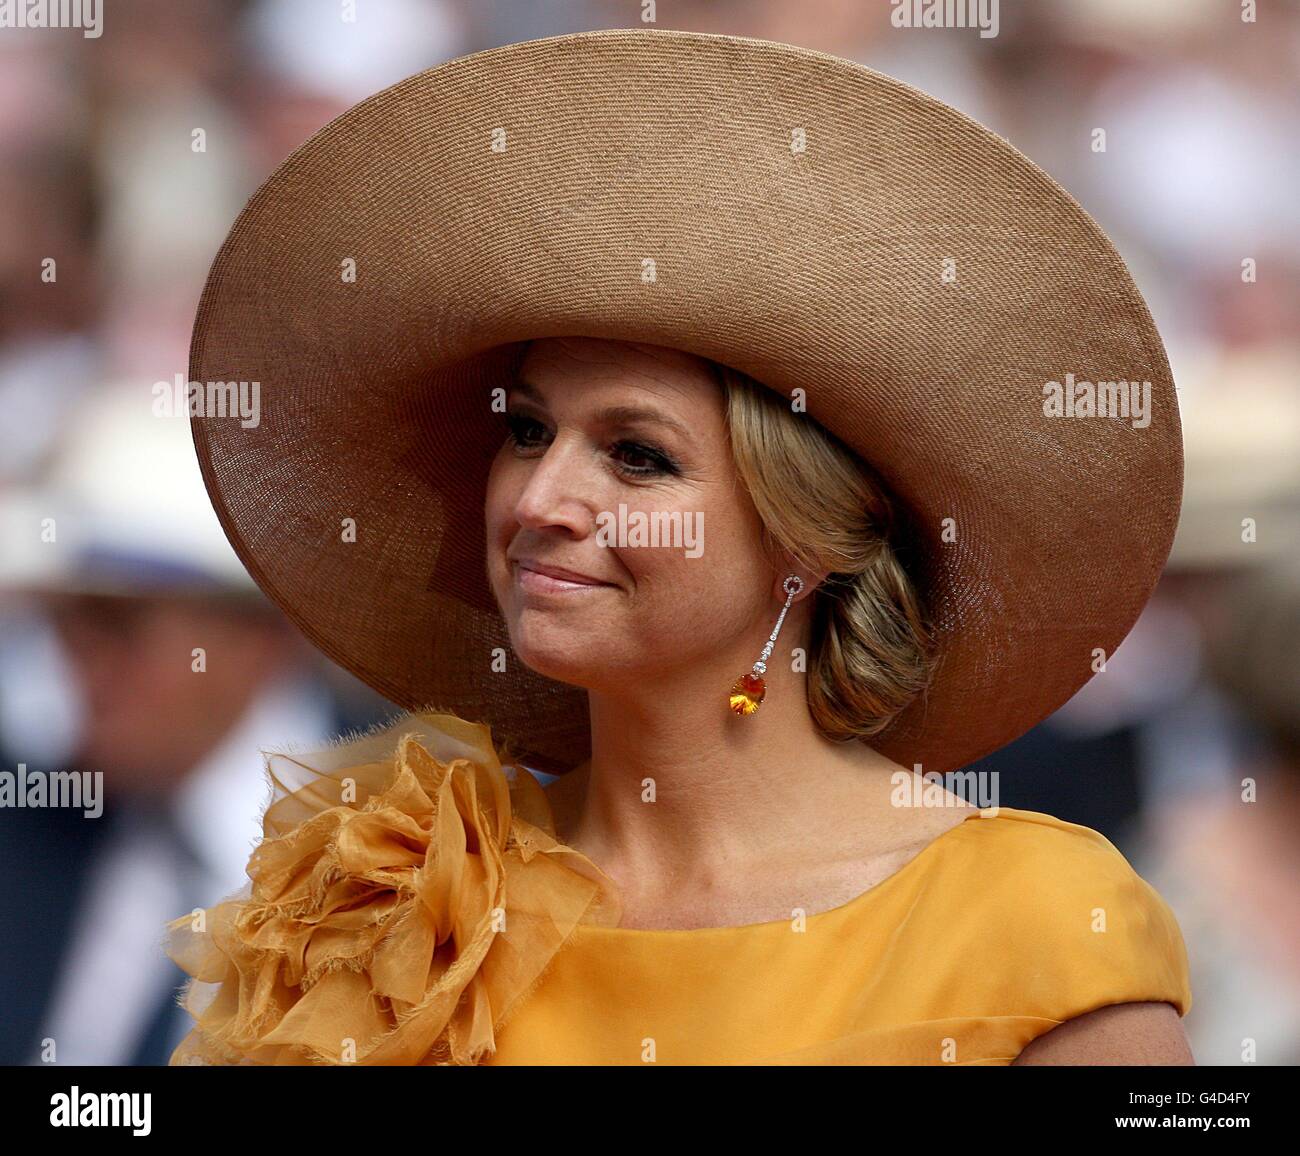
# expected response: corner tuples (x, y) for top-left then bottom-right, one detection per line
(164, 28), (1192, 1065)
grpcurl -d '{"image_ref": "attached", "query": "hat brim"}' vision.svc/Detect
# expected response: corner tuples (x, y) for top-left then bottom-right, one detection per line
(189, 27), (1182, 774)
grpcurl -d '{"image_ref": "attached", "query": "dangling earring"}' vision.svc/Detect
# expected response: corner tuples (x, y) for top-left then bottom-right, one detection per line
(729, 575), (804, 716)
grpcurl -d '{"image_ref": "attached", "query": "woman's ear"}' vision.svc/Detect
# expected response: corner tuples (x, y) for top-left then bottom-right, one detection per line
(774, 564), (828, 603)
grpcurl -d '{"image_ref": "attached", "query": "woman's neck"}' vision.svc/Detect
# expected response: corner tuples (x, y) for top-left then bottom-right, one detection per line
(543, 660), (925, 910)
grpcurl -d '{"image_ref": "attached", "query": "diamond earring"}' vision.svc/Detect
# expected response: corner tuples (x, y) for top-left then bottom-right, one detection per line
(729, 575), (804, 716)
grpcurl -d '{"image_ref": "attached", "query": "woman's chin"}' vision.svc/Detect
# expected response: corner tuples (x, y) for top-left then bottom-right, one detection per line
(508, 640), (600, 687)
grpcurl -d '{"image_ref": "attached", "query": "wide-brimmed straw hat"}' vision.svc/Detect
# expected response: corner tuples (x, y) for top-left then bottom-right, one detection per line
(187, 27), (1182, 775)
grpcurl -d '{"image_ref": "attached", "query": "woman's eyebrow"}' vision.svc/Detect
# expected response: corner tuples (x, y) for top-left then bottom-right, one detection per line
(509, 378), (693, 442)
(595, 404), (693, 442)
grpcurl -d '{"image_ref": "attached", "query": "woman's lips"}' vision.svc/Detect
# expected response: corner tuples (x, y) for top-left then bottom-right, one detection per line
(514, 563), (612, 594)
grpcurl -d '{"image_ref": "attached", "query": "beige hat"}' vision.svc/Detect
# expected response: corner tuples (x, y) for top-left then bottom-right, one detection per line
(186, 27), (1182, 774)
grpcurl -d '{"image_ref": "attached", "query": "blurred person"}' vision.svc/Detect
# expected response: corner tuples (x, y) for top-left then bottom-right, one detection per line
(82, 1), (256, 386)
(235, 0), (467, 176)
(964, 586), (1208, 850)
(0, 37), (100, 485)
(1050, 0), (1300, 362)
(0, 386), (385, 1065)
(0, 37), (96, 350)
(1138, 558), (1300, 1066)
(1115, 362), (1300, 1065)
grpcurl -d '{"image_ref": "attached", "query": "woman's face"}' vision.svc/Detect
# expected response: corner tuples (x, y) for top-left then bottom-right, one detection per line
(485, 336), (784, 694)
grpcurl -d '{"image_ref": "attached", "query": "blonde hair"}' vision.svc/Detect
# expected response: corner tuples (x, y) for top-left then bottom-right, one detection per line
(715, 360), (938, 742)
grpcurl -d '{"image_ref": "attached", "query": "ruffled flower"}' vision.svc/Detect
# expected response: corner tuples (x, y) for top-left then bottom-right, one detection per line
(163, 710), (620, 1065)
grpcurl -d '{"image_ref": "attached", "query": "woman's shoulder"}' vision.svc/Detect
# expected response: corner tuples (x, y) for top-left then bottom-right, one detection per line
(944, 805), (1168, 895)
(935, 805), (1186, 933)
(944, 804), (1140, 865)
(925, 805), (1194, 1020)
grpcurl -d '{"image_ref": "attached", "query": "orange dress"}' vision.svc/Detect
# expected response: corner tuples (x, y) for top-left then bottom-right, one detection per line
(163, 712), (1192, 1066)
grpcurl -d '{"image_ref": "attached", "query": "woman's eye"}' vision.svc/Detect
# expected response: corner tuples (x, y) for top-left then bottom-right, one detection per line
(612, 440), (678, 478)
(505, 413), (547, 449)
(505, 412), (678, 479)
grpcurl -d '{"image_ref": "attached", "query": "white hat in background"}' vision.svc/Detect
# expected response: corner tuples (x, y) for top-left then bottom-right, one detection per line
(0, 384), (259, 599)
(1168, 344), (1300, 571)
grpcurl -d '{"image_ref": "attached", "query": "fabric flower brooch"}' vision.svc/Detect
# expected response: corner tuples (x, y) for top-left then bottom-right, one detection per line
(163, 711), (620, 1065)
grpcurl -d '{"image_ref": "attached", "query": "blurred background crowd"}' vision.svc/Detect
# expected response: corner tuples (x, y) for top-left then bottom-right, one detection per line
(0, 0), (1296, 1066)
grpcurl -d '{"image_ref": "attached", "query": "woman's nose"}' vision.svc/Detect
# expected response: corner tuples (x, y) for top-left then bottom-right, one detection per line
(512, 435), (595, 535)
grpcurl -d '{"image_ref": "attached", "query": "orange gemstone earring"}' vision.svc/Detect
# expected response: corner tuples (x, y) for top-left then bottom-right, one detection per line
(729, 575), (803, 716)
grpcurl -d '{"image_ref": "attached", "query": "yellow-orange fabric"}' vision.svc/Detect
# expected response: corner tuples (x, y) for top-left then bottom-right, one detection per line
(164, 711), (1192, 1066)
